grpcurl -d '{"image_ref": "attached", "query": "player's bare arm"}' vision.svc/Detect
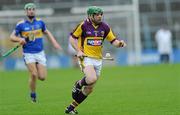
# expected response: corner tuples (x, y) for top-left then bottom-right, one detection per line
(44, 29), (62, 50)
(10, 31), (26, 45)
(112, 39), (126, 48)
(69, 35), (84, 57)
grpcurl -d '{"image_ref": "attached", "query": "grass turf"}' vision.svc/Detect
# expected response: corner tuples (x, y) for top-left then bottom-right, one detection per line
(0, 64), (180, 115)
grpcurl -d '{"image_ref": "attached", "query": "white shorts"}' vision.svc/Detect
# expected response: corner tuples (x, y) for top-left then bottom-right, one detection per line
(78, 57), (102, 77)
(23, 51), (47, 66)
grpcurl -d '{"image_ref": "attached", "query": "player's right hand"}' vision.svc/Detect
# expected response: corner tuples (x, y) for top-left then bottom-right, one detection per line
(19, 38), (26, 45)
(77, 50), (85, 59)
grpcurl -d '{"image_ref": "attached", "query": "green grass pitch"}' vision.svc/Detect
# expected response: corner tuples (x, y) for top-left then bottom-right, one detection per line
(0, 64), (180, 115)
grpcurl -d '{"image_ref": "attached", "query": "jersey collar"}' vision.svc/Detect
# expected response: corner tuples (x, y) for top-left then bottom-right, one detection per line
(87, 18), (101, 29)
(25, 17), (36, 23)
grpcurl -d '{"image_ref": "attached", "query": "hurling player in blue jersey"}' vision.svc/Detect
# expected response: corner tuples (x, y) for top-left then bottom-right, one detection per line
(10, 3), (62, 103)
(65, 6), (126, 114)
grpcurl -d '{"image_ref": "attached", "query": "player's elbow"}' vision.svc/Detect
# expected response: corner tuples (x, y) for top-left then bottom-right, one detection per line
(10, 35), (16, 42)
(43, 29), (49, 34)
(69, 36), (76, 45)
(69, 36), (75, 41)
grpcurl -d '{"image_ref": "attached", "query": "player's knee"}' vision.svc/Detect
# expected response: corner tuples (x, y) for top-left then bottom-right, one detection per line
(31, 72), (38, 78)
(38, 72), (46, 81)
(87, 76), (97, 84)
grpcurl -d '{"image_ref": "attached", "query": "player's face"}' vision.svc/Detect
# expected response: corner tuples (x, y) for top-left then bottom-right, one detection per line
(26, 8), (36, 19)
(92, 13), (103, 25)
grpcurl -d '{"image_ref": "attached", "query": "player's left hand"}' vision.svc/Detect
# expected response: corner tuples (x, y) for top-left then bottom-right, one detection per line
(119, 40), (126, 47)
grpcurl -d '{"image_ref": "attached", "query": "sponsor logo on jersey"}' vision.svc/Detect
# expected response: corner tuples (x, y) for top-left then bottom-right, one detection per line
(24, 27), (30, 31)
(87, 39), (102, 46)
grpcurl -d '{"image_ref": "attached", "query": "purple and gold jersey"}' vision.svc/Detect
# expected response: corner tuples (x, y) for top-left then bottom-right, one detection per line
(71, 18), (116, 58)
(14, 17), (46, 53)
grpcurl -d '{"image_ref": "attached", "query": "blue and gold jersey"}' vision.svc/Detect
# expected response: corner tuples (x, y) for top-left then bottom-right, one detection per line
(70, 18), (116, 58)
(14, 17), (46, 53)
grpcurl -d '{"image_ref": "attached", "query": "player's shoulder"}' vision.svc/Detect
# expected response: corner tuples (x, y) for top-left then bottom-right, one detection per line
(84, 18), (94, 25)
(16, 19), (25, 26)
(101, 21), (110, 28)
(35, 17), (44, 22)
(74, 20), (85, 29)
(78, 20), (85, 26)
(100, 21), (111, 31)
(36, 17), (42, 21)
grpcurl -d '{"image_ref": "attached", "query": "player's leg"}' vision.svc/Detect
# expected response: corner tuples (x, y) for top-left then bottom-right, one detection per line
(73, 58), (102, 94)
(26, 63), (38, 102)
(72, 65), (97, 99)
(73, 83), (96, 105)
(23, 51), (46, 103)
(36, 63), (47, 81)
(65, 58), (102, 114)
(65, 84), (95, 114)
(160, 54), (163, 63)
(71, 59), (102, 107)
(83, 65), (98, 84)
(66, 65), (98, 114)
(72, 57), (99, 91)
(164, 54), (170, 63)
(36, 51), (47, 81)
(71, 63), (101, 104)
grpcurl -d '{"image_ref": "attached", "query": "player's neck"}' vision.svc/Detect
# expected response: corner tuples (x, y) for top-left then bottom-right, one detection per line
(26, 17), (35, 23)
(92, 21), (99, 28)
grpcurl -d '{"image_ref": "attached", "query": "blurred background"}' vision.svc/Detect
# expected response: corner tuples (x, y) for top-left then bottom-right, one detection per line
(0, 0), (180, 70)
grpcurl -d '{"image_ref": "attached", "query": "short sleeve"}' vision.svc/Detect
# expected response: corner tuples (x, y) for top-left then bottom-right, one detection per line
(71, 22), (83, 39)
(41, 20), (47, 32)
(106, 28), (116, 42)
(14, 24), (21, 36)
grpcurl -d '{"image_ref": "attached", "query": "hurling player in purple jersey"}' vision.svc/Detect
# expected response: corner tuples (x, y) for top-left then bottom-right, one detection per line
(10, 3), (62, 103)
(65, 6), (126, 114)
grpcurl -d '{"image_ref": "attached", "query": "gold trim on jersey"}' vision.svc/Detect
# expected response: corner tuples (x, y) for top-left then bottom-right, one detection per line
(92, 23), (99, 29)
(36, 17), (42, 21)
(21, 29), (43, 41)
